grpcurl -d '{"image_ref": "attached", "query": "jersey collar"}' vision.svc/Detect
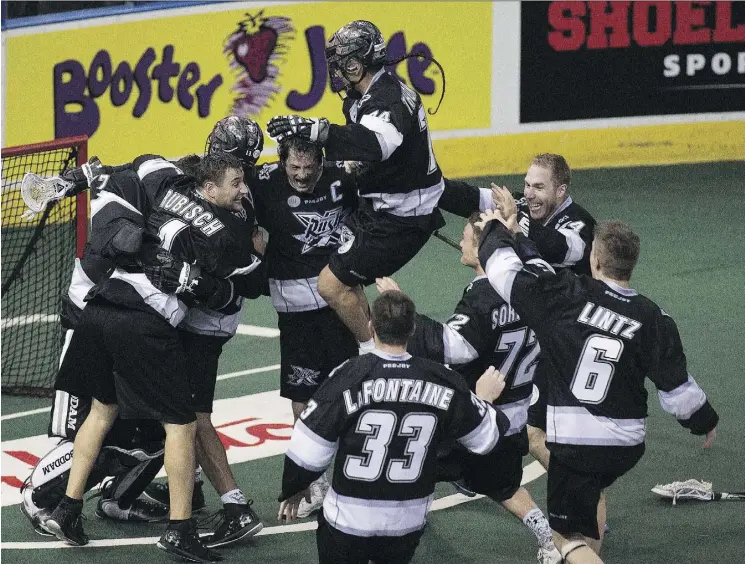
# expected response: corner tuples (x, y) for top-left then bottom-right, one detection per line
(371, 349), (413, 361)
(543, 195), (574, 226)
(602, 279), (638, 296)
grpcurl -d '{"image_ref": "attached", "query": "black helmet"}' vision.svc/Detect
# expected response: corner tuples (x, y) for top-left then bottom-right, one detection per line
(205, 115), (264, 168)
(325, 20), (386, 94)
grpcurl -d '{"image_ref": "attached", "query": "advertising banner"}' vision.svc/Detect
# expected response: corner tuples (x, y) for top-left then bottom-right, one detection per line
(520, 1), (745, 122)
(3, 2), (492, 164)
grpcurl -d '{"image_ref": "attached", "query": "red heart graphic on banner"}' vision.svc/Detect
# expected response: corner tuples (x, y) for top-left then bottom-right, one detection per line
(233, 25), (278, 83)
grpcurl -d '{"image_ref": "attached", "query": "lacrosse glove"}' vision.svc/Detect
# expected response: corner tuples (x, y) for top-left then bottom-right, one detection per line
(267, 115), (330, 145)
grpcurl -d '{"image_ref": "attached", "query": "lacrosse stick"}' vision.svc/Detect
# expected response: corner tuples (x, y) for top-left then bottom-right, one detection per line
(20, 173), (74, 220)
(433, 230), (460, 251)
(651, 479), (745, 505)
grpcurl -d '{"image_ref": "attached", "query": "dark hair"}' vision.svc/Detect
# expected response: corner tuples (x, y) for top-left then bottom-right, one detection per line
(371, 291), (416, 346)
(531, 153), (571, 188)
(278, 137), (324, 166)
(593, 221), (640, 281)
(197, 152), (243, 187)
(175, 154), (202, 177)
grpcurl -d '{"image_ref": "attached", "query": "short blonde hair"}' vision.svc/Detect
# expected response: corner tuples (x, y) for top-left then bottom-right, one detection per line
(531, 153), (571, 187)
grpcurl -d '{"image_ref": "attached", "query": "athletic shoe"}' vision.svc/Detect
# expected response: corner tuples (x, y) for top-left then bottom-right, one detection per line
(537, 546), (563, 564)
(451, 478), (477, 497)
(96, 497), (168, 522)
(46, 501), (89, 546)
(20, 480), (54, 537)
(157, 519), (223, 563)
(297, 474), (329, 519)
(199, 501), (263, 548)
(144, 480), (206, 512)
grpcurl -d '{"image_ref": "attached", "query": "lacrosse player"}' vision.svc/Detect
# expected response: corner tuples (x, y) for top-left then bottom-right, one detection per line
(478, 209), (719, 564)
(43, 152), (266, 563)
(278, 291), (510, 564)
(375, 211), (562, 564)
(267, 21), (450, 354)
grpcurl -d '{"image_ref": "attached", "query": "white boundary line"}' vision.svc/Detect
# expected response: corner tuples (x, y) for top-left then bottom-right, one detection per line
(0, 365), (281, 421)
(0, 461), (546, 549)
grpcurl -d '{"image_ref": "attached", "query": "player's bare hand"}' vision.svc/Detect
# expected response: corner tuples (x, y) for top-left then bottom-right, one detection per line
(252, 227), (266, 255)
(278, 489), (311, 522)
(475, 209), (504, 231)
(475, 365), (506, 403)
(376, 277), (401, 294)
(703, 427), (717, 449)
(490, 184), (520, 233)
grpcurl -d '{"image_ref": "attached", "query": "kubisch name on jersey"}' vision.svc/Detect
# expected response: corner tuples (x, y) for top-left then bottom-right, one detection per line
(292, 207), (344, 253)
(160, 189), (225, 236)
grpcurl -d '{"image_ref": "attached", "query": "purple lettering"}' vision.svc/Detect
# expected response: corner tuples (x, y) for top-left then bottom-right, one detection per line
(53, 59), (100, 139)
(133, 47), (156, 118)
(88, 50), (112, 98)
(407, 43), (435, 95)
(286, 26), (327, 111)
(110, 61), (133, 107)
(384, 31), (407, 83)
(177, 62), (200, 110)
(152, 45), (180, 103)
(196, 74), (223, 118)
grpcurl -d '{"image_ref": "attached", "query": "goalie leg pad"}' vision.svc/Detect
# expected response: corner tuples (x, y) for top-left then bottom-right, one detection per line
(104, 453), (164, 508)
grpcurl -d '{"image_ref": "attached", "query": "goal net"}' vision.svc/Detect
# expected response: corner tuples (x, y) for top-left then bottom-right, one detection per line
(1, 136), (88, 396)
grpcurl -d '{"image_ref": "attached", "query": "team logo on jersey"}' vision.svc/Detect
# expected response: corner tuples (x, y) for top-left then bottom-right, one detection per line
(225, 11), (296, 118)
(292, 207), (346, 253)
(529, 384), (540, 406)
(288, 365), (321, 387)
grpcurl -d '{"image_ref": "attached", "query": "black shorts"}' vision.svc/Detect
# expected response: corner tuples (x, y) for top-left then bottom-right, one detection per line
(179, 330), (231, 413)
(278, 307), (357, 403)
(56, 298), (195, 425)
(316, 513), (423, 564)
(547, 456), (627, 539)
(437, 431), (528, 502)
(329, 208), (431, 287)
(527, 362), (548, 431)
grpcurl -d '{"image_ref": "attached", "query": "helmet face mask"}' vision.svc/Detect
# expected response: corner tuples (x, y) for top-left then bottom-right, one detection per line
(325, 20), (386, 97)
(206, 116), (264, 169)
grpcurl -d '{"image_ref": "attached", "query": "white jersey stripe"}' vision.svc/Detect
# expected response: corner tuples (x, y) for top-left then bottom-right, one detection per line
(657, 375), (707, 420)
(322, 487), (433, 537)
(547, 405), (646, 446)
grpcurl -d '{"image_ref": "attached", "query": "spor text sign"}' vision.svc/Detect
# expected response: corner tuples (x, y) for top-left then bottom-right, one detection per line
(3, 2), (491, 164)
(520, 1), (745, 122)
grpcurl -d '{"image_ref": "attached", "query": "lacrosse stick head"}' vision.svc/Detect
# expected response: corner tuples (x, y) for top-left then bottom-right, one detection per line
(651, 479), (713, 505)
(20, 173), (73, 217)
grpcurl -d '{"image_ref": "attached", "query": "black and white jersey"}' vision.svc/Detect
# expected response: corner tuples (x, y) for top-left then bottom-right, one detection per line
(516, 196), (596, 275)
(436, 181), (595, 274)
(281, 350), (507, 537)
(324, 69), (444, 221)
(408, 276), (539, 436)
(479, 230), (719, 472)
(60, 168), (150, 329)
(253, 161), (357, 313)
(99, 156), (260, 327)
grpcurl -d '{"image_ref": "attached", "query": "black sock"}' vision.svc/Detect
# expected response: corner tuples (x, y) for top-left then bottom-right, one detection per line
(168, 518), (191, 531)
(60, 495), (83, 508)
